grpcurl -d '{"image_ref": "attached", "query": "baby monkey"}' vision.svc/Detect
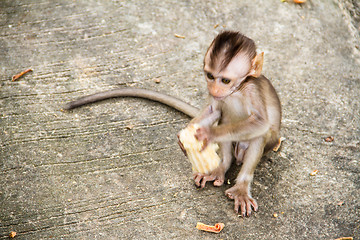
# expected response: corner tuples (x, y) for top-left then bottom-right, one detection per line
(188, 31), (281, 217)
(65, 31), (281, 217)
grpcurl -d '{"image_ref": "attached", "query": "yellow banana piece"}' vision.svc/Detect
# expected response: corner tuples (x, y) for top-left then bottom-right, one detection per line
(178, 124), (221, 174)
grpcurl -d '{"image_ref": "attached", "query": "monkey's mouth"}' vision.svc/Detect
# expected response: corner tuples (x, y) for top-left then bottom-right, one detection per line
(212, 95), (226, 101)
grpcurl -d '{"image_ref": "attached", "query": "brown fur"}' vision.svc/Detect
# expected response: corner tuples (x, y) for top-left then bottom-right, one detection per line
(208, 31), (257, 72)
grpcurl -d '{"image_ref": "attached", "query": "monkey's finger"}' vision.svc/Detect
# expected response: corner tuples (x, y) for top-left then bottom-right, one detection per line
(234, 198), (240, 214)
(249, 198), (258, 212)
(194, 129), (201, 140)
(194, 128), (206, 141)
(225, 191), (234, 200)
(200, 179), (207, 188)
(246, 201), (252, 217)
(200, 139), (208, 152)
(201, 175), (215, 188)
(240, 199), (246, 217)
(193, 173), (206, 180)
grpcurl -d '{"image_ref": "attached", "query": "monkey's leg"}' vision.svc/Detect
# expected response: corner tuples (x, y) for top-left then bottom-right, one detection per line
(194, 141), (232, 188)
(225, 136), (265, 217)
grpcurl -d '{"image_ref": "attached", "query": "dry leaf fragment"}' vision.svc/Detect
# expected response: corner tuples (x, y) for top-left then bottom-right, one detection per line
(273, 137), (286, 152)
(310, 169), (319, 176)
(335, 237), (353, 240)
(9, 231), (16, 238)
(324, 136), (334, 142)
(174, 34), (185, 39)
(196, 222), (225, 233)
(12, 68), (32, 81)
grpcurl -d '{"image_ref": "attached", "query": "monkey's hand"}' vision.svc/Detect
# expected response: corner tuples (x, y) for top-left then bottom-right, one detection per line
(193, 164), (225, 188)
(225, 183), (258, 217)
(194, 126), (212, 151)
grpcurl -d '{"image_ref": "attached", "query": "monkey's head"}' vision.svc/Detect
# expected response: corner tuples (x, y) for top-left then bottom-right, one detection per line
(203, 31), (264, 99)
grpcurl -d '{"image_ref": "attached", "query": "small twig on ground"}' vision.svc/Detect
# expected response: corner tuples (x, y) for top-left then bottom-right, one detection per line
(12, 68), (33, 81)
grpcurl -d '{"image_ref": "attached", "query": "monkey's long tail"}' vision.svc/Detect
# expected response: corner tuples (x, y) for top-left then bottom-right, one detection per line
(63, 88), (199, 118)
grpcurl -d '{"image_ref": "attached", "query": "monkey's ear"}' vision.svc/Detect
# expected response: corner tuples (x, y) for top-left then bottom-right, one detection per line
(249, 52), (264, 78)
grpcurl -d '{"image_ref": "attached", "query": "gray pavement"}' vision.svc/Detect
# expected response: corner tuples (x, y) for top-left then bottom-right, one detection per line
(0, 0), (359, 239)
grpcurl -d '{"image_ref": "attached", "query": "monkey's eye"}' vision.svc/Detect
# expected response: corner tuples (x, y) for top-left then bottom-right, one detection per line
(206, 72), (215, 80)
(221, 78), (231, 84)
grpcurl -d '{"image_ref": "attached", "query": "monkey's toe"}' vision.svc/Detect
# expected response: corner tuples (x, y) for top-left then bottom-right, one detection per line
(193, 173), (204, 188)
(193, 172), (225, 188)
(214, 178), (224, 186)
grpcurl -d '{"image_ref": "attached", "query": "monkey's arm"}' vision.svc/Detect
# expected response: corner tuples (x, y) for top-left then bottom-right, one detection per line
(196, 84), (270, 143)
(211, 111), (270, 142)
(64, 88), (199, 118)
(190, 99), (221, 127)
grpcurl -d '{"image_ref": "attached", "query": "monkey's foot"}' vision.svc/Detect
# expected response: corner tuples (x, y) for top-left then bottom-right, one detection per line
(193, 165), (225, 188)
(225, 184), (258, 217)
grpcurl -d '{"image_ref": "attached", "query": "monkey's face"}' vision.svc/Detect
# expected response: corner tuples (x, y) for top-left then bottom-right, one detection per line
(204, 53), (251, 100)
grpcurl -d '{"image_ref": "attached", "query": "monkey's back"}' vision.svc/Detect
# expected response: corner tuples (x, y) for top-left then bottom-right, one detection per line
(257, 75), (282, 132)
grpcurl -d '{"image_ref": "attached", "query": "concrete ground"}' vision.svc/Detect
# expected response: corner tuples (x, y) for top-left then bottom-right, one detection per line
(0, 0), (359, 239)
